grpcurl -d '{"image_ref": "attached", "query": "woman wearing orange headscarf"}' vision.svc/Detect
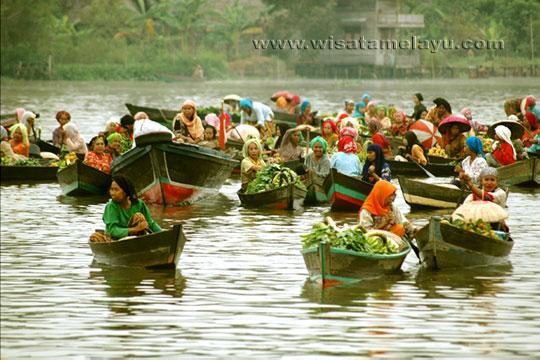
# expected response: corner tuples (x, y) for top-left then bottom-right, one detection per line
(358, 180), (413, 238)
(172, 100), (204, 144)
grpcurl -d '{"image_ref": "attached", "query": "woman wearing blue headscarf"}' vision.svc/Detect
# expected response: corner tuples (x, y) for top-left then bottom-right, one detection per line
(361, 144), (391, 184)
(457, 136), (488, 185)
(353, 93), (372, 118)
(304, 136), (331, 178)
(239, 98), (274, 126)
(296, 99), (314, 125)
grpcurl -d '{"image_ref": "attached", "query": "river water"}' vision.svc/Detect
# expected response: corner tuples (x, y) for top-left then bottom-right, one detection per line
(1, 79), (539, 358)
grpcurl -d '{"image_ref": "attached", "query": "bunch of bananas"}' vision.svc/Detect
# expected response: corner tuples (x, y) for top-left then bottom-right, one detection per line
(428, 145), (448, 158)
(57, 152), (79, 169)
(480, 137), (494, 153)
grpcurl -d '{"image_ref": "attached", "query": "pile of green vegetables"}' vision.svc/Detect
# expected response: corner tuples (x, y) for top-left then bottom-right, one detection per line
(1, 157), (42, 166)
(302, 217), (398, 254)
(246, 163), (306, 194)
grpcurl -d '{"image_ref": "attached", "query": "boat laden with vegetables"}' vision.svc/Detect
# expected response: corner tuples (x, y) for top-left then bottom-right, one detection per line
(237, 164), (307, 210)
(1, 158), (58, 183)
(301, 217), (411, 288)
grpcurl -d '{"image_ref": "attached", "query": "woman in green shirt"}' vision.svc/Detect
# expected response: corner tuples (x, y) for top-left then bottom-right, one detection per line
(90, 174), (161, 242)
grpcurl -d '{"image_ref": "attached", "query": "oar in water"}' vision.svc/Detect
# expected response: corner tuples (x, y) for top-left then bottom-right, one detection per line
(415, 162), (436, 178)
(406, 235), (421, 261)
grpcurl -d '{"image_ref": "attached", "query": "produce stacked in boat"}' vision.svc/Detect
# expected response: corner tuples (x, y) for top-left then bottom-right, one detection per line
(246, 164), (306, 194)
(428, 145), (448, 158)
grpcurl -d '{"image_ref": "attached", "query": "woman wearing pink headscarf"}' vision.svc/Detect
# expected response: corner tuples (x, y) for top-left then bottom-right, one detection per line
(172, 100), (204, 144)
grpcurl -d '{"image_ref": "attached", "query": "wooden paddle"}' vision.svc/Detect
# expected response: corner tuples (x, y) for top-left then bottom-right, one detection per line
(415, 162), (436, 178)
(406, 235), (421, 260)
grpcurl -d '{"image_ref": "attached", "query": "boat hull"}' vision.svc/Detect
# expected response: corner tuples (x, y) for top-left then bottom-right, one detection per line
(398, 176), (469, 209)
(89, 224), (186, 268)
(387, 160), (455, 177)
(57, 160), (111, 196)
(303, 172), (327, 205)
(323, 168), (373, 211)
(237, 183), (307, 210)
(415, 217), (514, 270)
(497, 158), (538, 187)
(1, 165), (58, 183)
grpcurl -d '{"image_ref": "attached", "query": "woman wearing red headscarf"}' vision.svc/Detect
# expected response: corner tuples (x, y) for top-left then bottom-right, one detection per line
(329, 130), (361, 176)
(321, 119), (339, 151)
(358, 180), (414, 238)
(521, 112), (539, 148)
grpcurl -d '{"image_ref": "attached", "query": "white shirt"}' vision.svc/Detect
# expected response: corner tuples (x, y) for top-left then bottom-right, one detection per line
(461, 156), (488, 185)
(241, 102), (274, 125)
(133, 119), (174, 139)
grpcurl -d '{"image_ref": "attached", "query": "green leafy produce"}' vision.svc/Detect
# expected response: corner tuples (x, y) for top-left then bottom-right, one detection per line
(301, 218), (398, 254)
(246, 163), (306, 194)
(1, 157), (42, 166)
(440, 215), (501, 240)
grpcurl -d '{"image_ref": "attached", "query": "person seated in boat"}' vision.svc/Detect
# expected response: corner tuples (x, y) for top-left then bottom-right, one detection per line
(362, 144), (391, 184)
(376, 105), (392, 129)
(275, 96), (289, 111)
(132, 111), (174, 143)
(330, 133), (362, 177)
(8, 123), (30, 157)
(364, 101), (379, 123)
(240, 138), (266, 192)
(173, 100), (204, 144)
(321, 118), (339, 151)
(84, 135), (112, 173)
(396, 131), (427, 165)
(200, 124), (218, 149)
(100, 119), (119, 139)
(455, 136), (488, 186)
(410, 93), (427, 121)
(239, 98), (274, 126)
(89, 174), (161, 242)
(353, 93), (372, 119)
(304, 136), (331, 179)
(21, 111), (40, 144)
(336, 100), (355, 120)
(432, 97), (452, 126)
(485, 125), (516, 167)
(440, 124), (466, 158)
(463, 167), (507, 207)
(389, 110), (408, 136)
(279, 128), (304, 162)
(1, 141), (27, 164)
(521, 112), (539, 148)
(52, 111), (71, 147)
(120, 114), (135, 139)
(368, 119), (392, 158)
(105, 132), (122, 159)
(296, 99), (315, 126)
(61, 123), (87, 155)
(358, 180), (414, 238)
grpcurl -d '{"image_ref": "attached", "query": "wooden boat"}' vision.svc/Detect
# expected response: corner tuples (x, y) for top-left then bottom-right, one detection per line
(237, 182), (307, 210)
(301, 231), (411, 288)
(398, 176), (469, 209)
(497, 158), (539, 187)
(323, 168), (374, 211)
(415, 216), (514, 270)
(387, 159), (455, 177)
(89, 224), (186, 268)
(57, 160), (112, 196)
(1, 163), (58, 183)
(303, 172), (327, 205)
(111, 133), (238, 205)
(427, 155), (459, 164)
(36, 139), (60, 155)
(1, 113), (17, 128)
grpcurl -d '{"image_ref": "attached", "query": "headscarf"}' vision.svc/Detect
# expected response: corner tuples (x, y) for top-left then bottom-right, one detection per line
(175, 99), (204, 140)
(361, 180), (396, 216)
(21, 111), (36, 128)
(361, 93), (372, 102)
(242, 138), (263, 159)
(112, 174), (138, 202)
(404, 131), (425, 155)
(276, 96), (288, 109)
(15, 108), (25, 122)
(393, 110), (406, 122)
(339, 126), (358, 140)
(279, 128), (303, 160)
(239, 98), (253, 110)
(480, 166), (498, 179)
(368, 119), (382, 133)
(0, 141), (26, 161)
(353, 102), (363, 117)
(465, 136), (484, 157)
(322, 119), (338, 135)
(204, 113), (220, 128)
(337, 136), (357, 153)
(460, 107), (473, 121)
(0, 126), (8, 140)
(342, 117), (359, 132)
(9, 123), (29, 146)
(309, 136), (328, 153)
(494, 125), (516, 160)
(300, 99), (311, 114)
(362, 144), (385, 180)
(508, 114), (519, 122)
(345, 99), (355, 106)
(107, 132), (122, 144)
(134, 112), (149, 120)
(525, 112), (538, 130)
(290, 95), (301, 105)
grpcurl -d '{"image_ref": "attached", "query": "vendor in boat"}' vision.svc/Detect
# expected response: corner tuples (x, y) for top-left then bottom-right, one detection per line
(456, 136), (488, 185)
(52, 111), (71, 147)
(337, 100), (355, 120)
(460, 108), (481, 135)
(304, 136), (331, 178)
(353, 93), (372, 119)
(239, 98), (274, 126)
(321, 118), (339, 151)
(106, 132), (122, 159)
(84, 135), (112, 173)
(200, 124), (218, 149)
(330, 129), (362, 177)
(8, 123), (30, 157)
(389, 110), (408, 136)
(120, 114), (135, 139)
(463, 167), (507, 207)
(358, 180), (414, 238)
(240, 138), (265, 192)
(1, 141), (27, 163)
(397, 131), (427, 165)
(172, 100), (204, 144)
(361, 144), (391, 184)
(21, 111), (40, 144)
(279, 128), (304, 162)
(90, 174), (161, 242)
(410, 93), (427, 121)
(368, 119), (392, 158)
(132, 111), (174, 142)
(61, 123), (87, 155)
(440, 123), (467, 158)
(376, 105), (392, 129)
(521, 112), (539, 148)
(296, 99), (315, 126)
(432, 97), (452, 125)
(485, 125), (516, 167)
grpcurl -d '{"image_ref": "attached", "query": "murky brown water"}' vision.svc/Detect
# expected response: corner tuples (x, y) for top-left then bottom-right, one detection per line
(1, 79), (539, 358)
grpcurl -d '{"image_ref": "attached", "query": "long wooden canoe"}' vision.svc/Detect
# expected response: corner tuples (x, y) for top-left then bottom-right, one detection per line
(415, 216), (514, 270)
(57, 160), (112, 196)
(36, 139), (61, 155)
(398, 176), (469, 209)
(427, 155), (460, 164)
(111, 133), (238, 205)
(237, 182), (307, 210)
(387, 159), (455, 177)
(1, 163), (58, 183)
(303, 172), (328, 205)
(302, 231), (411, 288)
(323, 168), (374, 211)
(497, 158), (539, 187)
(89, 224), (186, 268)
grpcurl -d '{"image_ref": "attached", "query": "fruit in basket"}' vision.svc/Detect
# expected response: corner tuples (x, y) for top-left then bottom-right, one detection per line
(428, 145), (448, 158)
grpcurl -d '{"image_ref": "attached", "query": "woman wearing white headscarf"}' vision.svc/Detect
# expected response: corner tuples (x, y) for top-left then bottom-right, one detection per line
(485, 125), (516, 167)
(62, 123), (87, 155)
(21, 111), (40, 143)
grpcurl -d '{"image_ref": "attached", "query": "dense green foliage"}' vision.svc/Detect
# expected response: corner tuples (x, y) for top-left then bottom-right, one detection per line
(246, 163), (305, 194)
